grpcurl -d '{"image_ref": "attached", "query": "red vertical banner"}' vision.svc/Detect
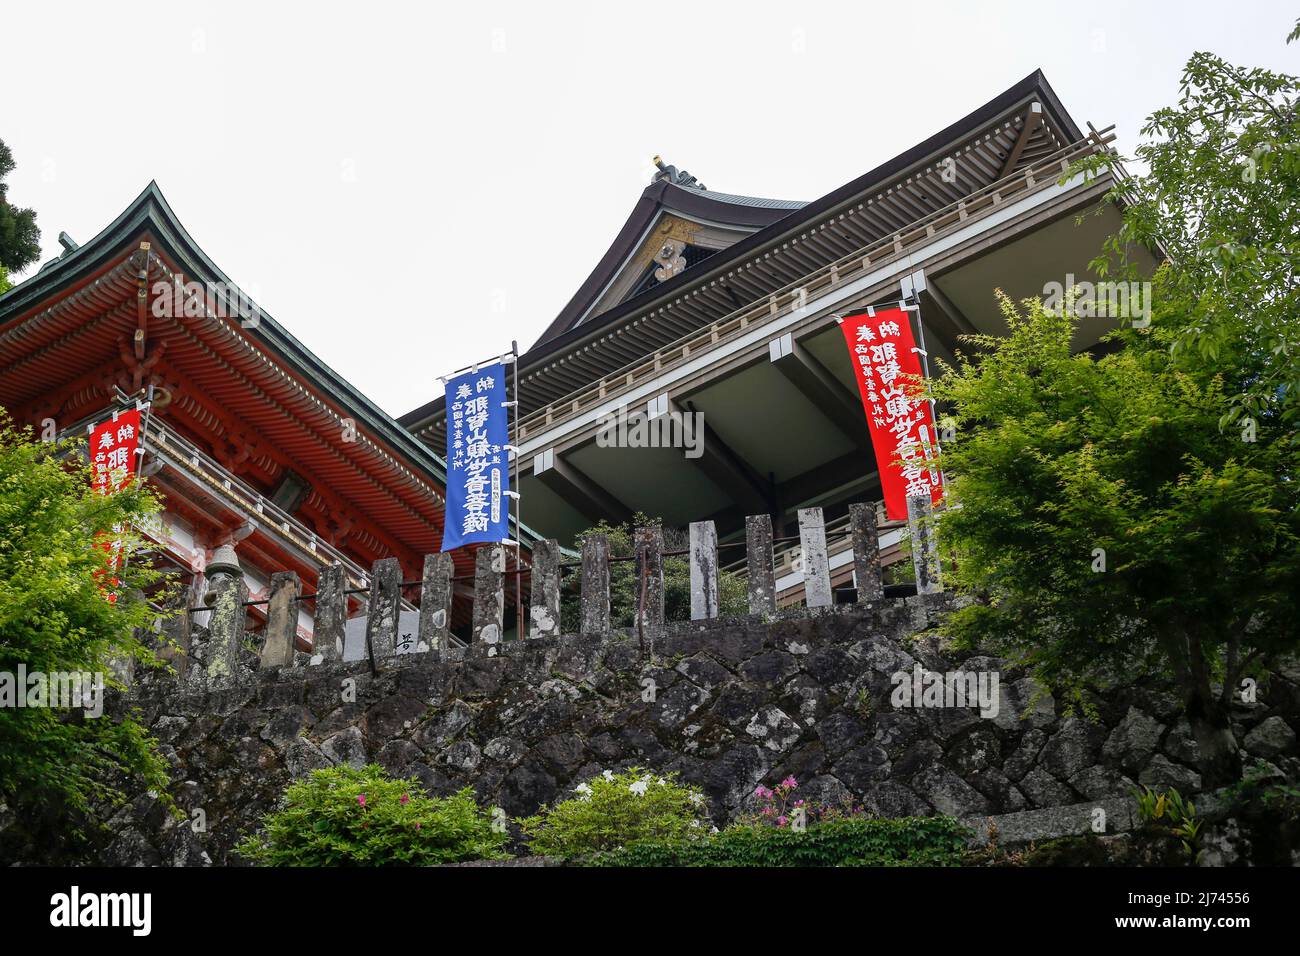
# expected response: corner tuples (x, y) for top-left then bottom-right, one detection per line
(89, 409), (142, 602)
(839, 307), (943, 521)
(90, 409), (141, 495)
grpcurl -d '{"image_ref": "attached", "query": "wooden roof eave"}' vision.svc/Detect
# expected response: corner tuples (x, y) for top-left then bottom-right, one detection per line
(0, 182), (450, 497)
(527, 72), (1077, 354)
(398, 70), (1086, 438)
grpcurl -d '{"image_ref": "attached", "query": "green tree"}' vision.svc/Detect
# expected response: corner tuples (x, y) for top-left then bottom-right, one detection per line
(0, 412), (173, 857)
(1075, 24), (1299, 431)
(929, 295), (1300, 788)
(0, 139), (42, 283)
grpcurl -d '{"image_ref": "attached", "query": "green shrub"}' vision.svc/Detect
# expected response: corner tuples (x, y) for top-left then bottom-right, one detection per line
(584, 816), (971, 867)
(1132, 784), (1202, 860)
(1223, 761), (1300, 818)
(518, 767), (710, 856)
(236, 764), (508, 866)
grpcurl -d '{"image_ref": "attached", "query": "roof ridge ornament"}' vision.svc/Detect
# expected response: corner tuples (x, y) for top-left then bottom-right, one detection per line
(652, 155), (705, 191)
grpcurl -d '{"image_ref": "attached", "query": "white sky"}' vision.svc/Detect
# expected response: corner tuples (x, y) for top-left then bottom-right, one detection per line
(2, 1), (1295, 419)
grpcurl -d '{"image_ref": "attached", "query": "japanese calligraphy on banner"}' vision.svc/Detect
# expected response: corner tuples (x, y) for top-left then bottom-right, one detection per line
(839, 307), (943, 521)
(441, 364), (510, 551)
(90, 409), (141, 495)
(89, 409), (141, 603)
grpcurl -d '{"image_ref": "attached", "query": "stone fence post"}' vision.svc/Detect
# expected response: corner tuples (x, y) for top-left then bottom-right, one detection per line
(472, 544), (505, 649)
(159, 587), (194, 681)
(850, 502), (884, 602)
(530, 539), (561, 638)
(907, 494), (943, 595)
(171, 495), (914, 688)
(205, 574), (248, 685)
(689, 520), (719, 620)
(311, 564), (347, 664)
(797, 507), (833, 609)
(418, 552), (453, 653)
(634, 524), (664, 630)
(259, 571), (300, 668)
(580, 534), (610, 635)
(745, 514), (776, 616)
(366, 557), (402, 664)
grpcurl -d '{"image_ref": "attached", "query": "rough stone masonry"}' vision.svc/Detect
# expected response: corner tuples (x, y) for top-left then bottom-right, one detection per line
(100, 594), (1300, 865)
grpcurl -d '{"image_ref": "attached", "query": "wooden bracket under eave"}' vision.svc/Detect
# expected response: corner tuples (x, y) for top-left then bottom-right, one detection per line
(135, 241), (153, 359)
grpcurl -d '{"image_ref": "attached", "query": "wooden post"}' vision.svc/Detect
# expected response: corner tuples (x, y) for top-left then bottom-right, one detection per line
(580, 534), (610, 635)
(259, 571), (300, 668)
(311, 564), (347, 664)
(798, 507), (833, 608)
(366, 557), (402, 663)
(745, 513), (776, 616)
(418, 552), (453, 653)
(850, 502), (885, 602)
(689, 520), (719, 620)
(472, 544), (505, 649)
(529, 539), (561, 638)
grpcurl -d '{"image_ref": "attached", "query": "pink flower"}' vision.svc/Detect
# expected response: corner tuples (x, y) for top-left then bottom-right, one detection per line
(777, 816), (788, 827)
(794, 800), (805, 807)
(782, 776), (798, 789)
(357, 794), (366, 807)
(415, 822), (422, 830)
(400, 794), (410, 805)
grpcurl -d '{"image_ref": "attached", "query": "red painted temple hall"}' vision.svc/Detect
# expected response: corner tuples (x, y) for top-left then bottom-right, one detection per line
(0, 183), (507, 649)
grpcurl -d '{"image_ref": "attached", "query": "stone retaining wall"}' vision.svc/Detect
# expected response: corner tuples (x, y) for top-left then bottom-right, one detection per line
(100, 594), (1300, 865)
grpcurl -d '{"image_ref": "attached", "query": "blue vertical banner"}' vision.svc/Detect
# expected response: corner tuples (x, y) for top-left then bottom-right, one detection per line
(441, 363), (511, 550)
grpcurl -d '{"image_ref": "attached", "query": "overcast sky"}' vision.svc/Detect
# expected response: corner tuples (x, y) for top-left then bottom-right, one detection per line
(2, 1), (1295, 419)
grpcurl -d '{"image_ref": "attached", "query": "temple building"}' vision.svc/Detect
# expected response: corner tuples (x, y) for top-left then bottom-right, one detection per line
(1, 69), (1157, 629)
(0, 184), (530, 646)
(402, 70), (1155, 603)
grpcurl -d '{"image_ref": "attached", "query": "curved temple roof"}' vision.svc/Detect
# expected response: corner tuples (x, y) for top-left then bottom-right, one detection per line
(401, 69), (1083, 437)
(0, 181), (444, 485)
(534, 162), (808, 346)
(0, 183), (543, 580)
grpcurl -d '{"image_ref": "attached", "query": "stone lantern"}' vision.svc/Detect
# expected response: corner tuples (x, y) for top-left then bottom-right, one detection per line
(203, 543), (242, 605)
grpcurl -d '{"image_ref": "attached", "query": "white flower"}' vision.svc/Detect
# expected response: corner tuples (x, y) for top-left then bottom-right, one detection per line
(629, 779), (650, 797)
(657, 777), (666, 786)
(688, 792), (703, 806)
(710, 826), (719, 834)
(575, 782), (592, 801)
(690, 819), (701, 828)
(602, 769), (615, 782)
